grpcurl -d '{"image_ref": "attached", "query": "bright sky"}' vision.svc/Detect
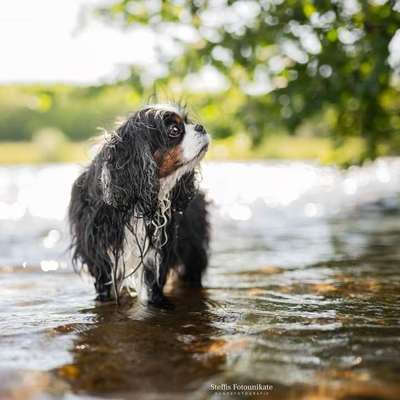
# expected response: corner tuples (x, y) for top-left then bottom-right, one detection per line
(1, 1), (399, 85)
(0, 0), (158, 84)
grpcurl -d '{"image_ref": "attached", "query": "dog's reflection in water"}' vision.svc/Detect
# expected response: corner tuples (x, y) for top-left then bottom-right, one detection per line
(58, 289), (225, 397)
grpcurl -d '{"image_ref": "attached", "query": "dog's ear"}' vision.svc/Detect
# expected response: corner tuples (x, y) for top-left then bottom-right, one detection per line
(99, 119), (159, 217)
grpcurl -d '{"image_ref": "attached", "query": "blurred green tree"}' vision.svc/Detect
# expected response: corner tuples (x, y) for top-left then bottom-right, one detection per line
(97, 0), (400, 160)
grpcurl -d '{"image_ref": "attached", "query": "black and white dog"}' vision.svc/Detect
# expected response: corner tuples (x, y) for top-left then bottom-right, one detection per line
(68, 104), (210, 308)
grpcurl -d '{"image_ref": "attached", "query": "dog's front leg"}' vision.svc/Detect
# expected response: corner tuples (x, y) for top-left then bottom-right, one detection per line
(136, 250), (173, 309)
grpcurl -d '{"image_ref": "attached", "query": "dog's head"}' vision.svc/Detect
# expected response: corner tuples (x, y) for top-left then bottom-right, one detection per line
(99, 104), (210, 216)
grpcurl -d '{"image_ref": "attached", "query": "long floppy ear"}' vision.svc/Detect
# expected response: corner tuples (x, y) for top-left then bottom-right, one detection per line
(99, 119), (159, 217)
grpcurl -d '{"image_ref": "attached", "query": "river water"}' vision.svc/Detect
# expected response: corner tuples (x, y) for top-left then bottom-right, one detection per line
(0, 160), (400, 399)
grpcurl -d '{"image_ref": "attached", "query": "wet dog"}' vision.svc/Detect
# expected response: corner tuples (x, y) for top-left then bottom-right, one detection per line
(68, 104), (210, 307)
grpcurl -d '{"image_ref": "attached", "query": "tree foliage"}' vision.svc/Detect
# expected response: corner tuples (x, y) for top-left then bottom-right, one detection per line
(98, 0), (400, 160)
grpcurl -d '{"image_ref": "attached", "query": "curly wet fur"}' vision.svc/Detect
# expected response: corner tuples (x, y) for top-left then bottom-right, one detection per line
(68, 105), (209, 306)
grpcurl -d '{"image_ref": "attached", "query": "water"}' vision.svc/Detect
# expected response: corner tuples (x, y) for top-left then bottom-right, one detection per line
(1, 160), (400, 399)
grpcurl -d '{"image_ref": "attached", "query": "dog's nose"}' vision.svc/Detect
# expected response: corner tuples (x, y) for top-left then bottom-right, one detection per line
(194, 124), (206, 134)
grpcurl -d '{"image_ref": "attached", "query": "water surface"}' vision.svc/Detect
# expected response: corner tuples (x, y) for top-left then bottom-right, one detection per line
(1, 160), (400, 399)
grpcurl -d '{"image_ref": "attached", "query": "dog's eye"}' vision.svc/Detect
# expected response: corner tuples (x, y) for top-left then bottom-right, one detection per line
(168, 124), (182, 138)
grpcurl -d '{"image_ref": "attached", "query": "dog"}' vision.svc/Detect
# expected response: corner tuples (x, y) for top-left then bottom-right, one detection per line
(68, 104), (210, 308)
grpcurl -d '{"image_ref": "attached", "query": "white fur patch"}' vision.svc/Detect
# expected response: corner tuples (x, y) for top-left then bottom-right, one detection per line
(181, 124), (210, 162)
(111, 218), (148, 300)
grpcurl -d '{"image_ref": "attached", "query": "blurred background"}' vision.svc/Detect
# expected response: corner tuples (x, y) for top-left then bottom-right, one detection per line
(1, 2), (400, 400)
(1, 0), (400, 164)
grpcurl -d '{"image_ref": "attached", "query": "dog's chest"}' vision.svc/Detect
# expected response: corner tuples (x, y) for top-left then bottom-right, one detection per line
(114, 218), (148, 292)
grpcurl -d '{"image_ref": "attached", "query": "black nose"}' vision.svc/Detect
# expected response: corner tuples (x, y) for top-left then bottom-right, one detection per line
(194, 124), (206, 134)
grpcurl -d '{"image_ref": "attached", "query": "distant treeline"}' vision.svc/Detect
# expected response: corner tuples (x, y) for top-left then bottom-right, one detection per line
(0, 84), (262, 144)
(1, 81), (400, 165)
(0, 85), (137, 141)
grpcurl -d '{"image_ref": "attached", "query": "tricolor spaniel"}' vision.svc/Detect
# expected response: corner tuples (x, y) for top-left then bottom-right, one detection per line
(68, 104), (210, 308)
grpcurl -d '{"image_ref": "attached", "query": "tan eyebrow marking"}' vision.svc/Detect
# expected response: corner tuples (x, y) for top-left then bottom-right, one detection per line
(170, 113), (183, 125)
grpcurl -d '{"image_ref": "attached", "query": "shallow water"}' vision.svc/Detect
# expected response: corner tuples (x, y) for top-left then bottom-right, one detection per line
(1, 160), (400, 399)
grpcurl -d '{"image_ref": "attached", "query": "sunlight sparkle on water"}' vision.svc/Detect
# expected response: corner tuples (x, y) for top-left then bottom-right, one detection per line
(0, 165), (80, 221)
(40, 260), (59, 271)
(228, 204), (252, 221)
(43, 229), (61, 249)
(202, 159), (400, 221)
